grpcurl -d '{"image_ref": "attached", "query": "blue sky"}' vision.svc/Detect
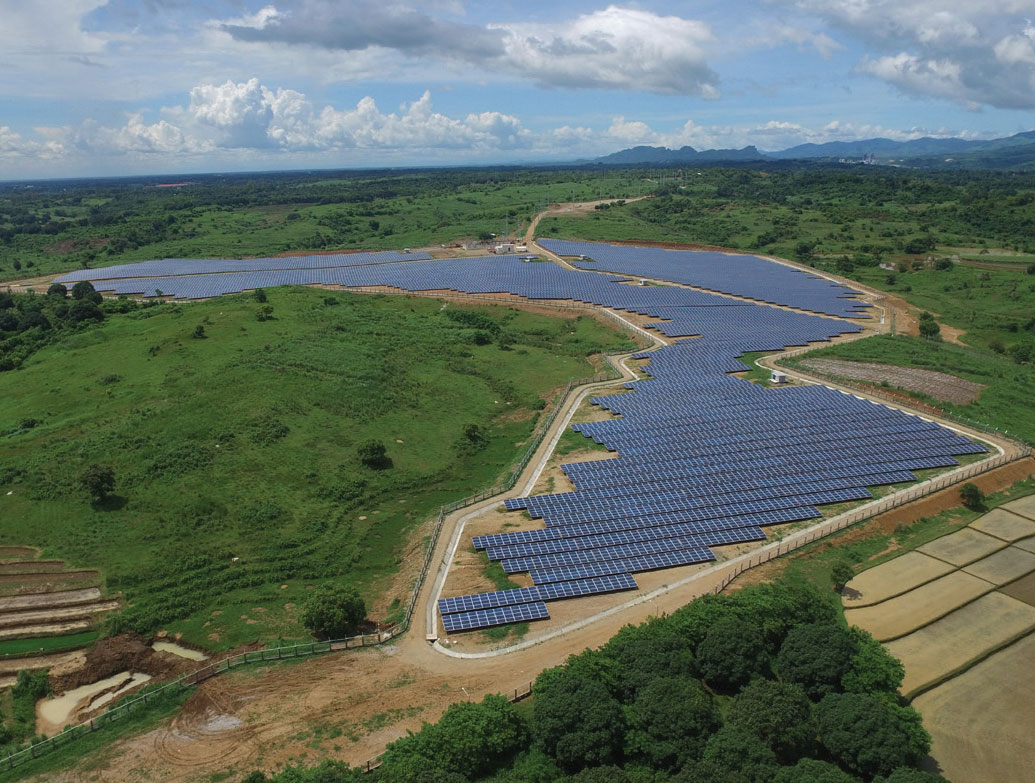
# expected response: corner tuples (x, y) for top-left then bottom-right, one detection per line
(2, 0), (1035, 178)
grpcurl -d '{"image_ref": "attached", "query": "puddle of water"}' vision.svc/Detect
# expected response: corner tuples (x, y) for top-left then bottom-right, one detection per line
(88, 672), (152, 710)
(152, 640), (209, 661)
(38, 672), (132, 729)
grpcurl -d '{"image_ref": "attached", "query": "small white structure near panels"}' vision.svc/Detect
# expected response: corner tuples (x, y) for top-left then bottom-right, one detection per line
(770, 370), (789, 384)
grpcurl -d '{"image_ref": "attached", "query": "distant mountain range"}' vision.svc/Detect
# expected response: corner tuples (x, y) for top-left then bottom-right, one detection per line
(590, 130), (1035, 170)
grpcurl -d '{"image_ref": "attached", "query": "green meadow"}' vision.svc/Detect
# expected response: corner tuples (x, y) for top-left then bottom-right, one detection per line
(0, 287), (632, 648)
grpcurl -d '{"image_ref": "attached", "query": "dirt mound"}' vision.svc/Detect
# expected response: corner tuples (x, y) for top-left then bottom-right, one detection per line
(52, 633), (186, 692)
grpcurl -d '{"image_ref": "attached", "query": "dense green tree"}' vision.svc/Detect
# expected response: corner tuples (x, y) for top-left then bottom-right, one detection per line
(298, 583), (366, 639)
(254, 288), (268, 302)
(80, 463), (115, 501)
(917, 312), (940, 340)
(562, 766), (630, 783)
(959, 482), (985, 510)
(773, 758), (862, 783)
(696, 618), (768, 691)
(873, 768), (949, 783)
(815, 693), (930, 778)
(625, 676), (721, 769)
(841, 628), (904, 696)
(47, 282), (67, 297)
(776, 624), (856, 699)
(380, 694), (526, 781)
(358, 439), (392, 469)
(698, 726), (779, 783)
(609, 630), (696, 698)
(831, 560), (855, 592)
(71, 280), (102, 303)
(18, 310), (51, 331)
(532, 667), (626, 772)
(68, 299), (105, 323)
(727, 679), (816, 762)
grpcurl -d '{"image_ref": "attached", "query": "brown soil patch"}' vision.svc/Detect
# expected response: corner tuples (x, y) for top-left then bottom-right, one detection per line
(962, 546), (1035, 584)
(799, 359), (983, 404)
(529, 448), (617, 497)
(844, 571), (992, 641)
(885, 592), (1035, 694)
(999, 571), (1035, 606)
(0, 650), (86, 677)
(0, 560), (70, 574)
(0, 570), (99, 587)
(0, 587), (102, 612)
(913, 633), (1035, 783)
(918, 528), (1007, 566)
(842, 552), (955, 607)
(970, 508), (1035, 542)
(0, 600), (120, 630)
(0, 547), (39, 561)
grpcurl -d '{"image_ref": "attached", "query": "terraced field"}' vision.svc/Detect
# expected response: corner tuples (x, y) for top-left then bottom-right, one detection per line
(843, 494), (1035, 783)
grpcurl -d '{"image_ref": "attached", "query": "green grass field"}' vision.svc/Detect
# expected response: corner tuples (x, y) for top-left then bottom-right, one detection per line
(0, 632), (99, 659)
(0, 287), (632, 649)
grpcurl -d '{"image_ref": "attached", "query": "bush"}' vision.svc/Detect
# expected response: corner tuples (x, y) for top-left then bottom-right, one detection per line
(959, 482), (985, 510)
(358, 439), (392, 469)
(80, 463), (116, 501)
(253, 288), (268, 303)
(299, 583), (366, 639)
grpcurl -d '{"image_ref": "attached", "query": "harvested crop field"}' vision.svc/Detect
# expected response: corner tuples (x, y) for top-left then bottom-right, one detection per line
(843, 571), (992, 641)
(884, 592), (1035, 695)
(962, 546), (1035, 584)
(1014, 536), (1035, 554)
(917, 527), (1006, 566)
(913, 633), (1035, 783)
(798, 358), (984, 403)
(1003, 493), (1035, 520)
(999, 571), (1035, 606)
(842, 551), (954, 607)
(969, 507), (1035, 541)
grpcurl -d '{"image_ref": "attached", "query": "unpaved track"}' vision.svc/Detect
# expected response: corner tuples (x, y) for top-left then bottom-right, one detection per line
(41, 224), (1028, 782)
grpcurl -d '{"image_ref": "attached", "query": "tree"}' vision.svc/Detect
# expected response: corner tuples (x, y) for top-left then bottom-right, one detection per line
(67, 299), (105, 323)
(193, 324), (207, 339)
(532, 667), (626, 772)
(695, 618), (768, 691)
(256, 305), (275, 321)
(917, 312), (940, 340)
(253, 288), (268, 303)
(795, 242), (816, 263)
(299, 583), (366, 639)
(727, 679), (816, 762)
(47, 283), (68, 298)
(776, 624), (856, 699)
(358, 439), (392, 469)
(815, 693), (930, 778)
(18, 311), (51, 331)
(831, 560), (855, 592)
(80, 463), (115, 501)
(959, 482), (985, 511)
(625, 676), (721, 769)
(609, 629), (697, 698)
(453, 423), (487, 455)
(874, 768), (949, 783)
(773, 758), (862, 783)
(71, 280), (103, 303)
(841, 628), (904, 696)
(380, 694), (527, 781)
(698, 726), (779, 783)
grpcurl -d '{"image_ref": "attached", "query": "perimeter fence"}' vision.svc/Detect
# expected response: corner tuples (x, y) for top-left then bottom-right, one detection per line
(0, 308), (643, 774)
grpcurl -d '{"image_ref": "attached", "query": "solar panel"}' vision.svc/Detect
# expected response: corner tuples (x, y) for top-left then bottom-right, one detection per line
(441, 602), (550, 633)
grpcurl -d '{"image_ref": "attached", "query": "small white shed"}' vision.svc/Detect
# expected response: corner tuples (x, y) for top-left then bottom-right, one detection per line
(770, 370), (789, 384)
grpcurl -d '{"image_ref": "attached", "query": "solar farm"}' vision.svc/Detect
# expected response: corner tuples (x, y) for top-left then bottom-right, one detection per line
(56, 241), (988, 636)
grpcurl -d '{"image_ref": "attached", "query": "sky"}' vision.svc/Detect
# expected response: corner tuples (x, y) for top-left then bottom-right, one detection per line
(3, 0), (1035, 179)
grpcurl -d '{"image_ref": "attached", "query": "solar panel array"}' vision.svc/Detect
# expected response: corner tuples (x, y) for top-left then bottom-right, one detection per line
(541, 239), (871, 319)
(56, 245), (982, 634)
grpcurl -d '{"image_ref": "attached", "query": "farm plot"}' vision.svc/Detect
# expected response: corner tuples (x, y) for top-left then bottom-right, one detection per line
(799, 358), (984, 403)
(1002, 493), (1035, 520)
(1014, 536), (1035, 554)
(913, 634), (1035, 783)
(969, 507), (1035, 541)
(917, 527), (1007, 566)
(843, 571), (993, 641)
(999, 571), (1035, 606)
(884, 592), (1035, 694)
(962, 546), (1035, 584)
(842, 551), (955, 607)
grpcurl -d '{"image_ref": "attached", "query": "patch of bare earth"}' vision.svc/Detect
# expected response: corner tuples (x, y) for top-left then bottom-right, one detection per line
(799, 359), (984, 404)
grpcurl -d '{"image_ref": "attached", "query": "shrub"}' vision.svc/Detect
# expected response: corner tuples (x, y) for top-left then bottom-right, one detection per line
(959, 482), (985, 510)
(299, 583), (366, 639)
(358, 439), (392, 469)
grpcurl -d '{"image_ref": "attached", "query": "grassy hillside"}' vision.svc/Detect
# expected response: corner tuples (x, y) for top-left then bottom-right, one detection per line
(0, 287), (632, 648)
